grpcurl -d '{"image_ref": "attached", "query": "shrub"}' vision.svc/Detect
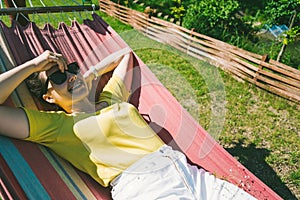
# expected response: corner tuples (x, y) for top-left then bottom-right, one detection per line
(182, 0), (252, 42)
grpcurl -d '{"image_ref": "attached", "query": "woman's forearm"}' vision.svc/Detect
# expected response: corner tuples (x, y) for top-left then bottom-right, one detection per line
(0, 61), (35, 104)
(84, 47), (132, 81)
(95, 47), (132, 76)
(112, 52), (133, 92)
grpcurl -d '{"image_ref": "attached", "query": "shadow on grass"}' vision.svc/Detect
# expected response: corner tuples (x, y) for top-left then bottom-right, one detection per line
(225, 139), (297, 200)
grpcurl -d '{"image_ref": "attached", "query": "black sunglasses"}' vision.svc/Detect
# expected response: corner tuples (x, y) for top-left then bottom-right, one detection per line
(43, 62), (80, 93)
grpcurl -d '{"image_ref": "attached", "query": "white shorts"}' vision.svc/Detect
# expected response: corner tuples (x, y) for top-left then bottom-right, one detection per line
(111, 145), (256, 200)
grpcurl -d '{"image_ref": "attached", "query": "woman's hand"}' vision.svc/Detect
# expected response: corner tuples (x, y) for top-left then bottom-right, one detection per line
(83, 69), (95, 91)
(30, 50), (67, 73)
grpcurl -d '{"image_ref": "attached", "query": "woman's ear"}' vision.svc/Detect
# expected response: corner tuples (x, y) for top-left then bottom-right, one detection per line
(42, 94), (56, 104)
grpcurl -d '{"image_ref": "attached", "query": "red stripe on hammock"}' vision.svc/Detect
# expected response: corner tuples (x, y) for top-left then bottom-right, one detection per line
(11, 139), (77, 200)
(0, 154), (27, 200)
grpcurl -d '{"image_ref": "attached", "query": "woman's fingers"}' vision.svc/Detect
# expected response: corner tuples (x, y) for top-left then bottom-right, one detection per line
(55, 54), (68, 72)
(46, 51), (67, 72)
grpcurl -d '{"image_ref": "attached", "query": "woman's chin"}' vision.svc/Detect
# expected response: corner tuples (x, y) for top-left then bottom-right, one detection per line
(70, 84), (89, 100)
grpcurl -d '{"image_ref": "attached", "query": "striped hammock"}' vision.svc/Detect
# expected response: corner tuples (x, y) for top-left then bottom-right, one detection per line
(0, 13), (282, 200)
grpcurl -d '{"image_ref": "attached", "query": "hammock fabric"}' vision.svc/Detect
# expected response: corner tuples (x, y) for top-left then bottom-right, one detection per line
(0, 13), (282, 200)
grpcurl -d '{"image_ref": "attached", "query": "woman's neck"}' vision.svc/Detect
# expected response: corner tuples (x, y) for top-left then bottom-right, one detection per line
(63, 98), (97, 114)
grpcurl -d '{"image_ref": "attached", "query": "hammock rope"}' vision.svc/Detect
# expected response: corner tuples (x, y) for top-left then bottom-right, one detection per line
(0, 0), (99, 28)
(7, 0), (30, 23)
(0, 0), (99, 15)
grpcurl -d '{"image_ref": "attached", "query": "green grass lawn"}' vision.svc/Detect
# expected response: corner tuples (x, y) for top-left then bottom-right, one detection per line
(1, 1), (299, 199)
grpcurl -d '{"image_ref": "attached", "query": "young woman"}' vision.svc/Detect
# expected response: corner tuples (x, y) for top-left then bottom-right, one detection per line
(0, 49), (256, 200)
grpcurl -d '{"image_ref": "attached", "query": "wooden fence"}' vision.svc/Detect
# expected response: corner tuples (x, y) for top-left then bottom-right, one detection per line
(99, 0), (300, 104)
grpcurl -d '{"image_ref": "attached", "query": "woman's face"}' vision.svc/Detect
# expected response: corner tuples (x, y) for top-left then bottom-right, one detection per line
(43, 65), (89, 106)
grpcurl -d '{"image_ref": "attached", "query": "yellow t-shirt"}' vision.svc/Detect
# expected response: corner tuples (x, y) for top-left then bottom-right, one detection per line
(24, 75), (164, 187)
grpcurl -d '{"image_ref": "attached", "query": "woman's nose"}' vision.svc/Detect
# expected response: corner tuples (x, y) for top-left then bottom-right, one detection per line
(68, 74), (77, 82)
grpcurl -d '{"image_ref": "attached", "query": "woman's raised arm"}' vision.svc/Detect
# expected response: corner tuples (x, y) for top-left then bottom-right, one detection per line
(0, 50), (66, 104)
(112, 52), (133, 92)
(83, 48), (133, 90)
(0, 50), (66, 139)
